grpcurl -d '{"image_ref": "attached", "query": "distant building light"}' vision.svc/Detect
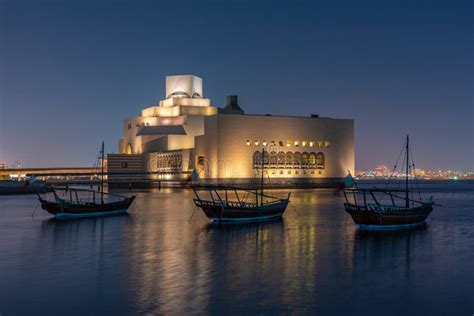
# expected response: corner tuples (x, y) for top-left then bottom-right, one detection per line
(286, 141), (291, 147)
(302, 141), (307, 147)
(309, 141), (314, 147)
(246, 140), (251, 146)
(254, 140), (259, 146)
(262, 140), (267, 146)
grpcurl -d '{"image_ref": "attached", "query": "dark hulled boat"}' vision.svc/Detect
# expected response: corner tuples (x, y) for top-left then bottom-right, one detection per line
(38, 187), (135, 218)
(343, 135), (436, 229)
(192, 148), (291, 223)
(37, 142), (135, 218)
(192, 186), (290, 223)
(344, 188), (433, 228)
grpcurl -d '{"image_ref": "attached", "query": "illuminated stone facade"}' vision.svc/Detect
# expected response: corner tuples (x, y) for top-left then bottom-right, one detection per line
(112, 74), (354, 187)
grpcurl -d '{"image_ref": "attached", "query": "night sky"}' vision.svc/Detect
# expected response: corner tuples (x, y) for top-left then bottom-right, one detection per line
(1, 0), (472, 171)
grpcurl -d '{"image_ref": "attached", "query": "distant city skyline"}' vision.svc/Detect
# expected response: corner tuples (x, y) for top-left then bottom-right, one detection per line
(1, 0), (472, 171)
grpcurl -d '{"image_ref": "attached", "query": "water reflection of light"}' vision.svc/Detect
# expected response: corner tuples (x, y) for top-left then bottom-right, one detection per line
(123, 190), (212, 314)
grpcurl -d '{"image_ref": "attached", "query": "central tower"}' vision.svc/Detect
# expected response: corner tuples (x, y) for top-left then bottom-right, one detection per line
(165, 75), (203, 99)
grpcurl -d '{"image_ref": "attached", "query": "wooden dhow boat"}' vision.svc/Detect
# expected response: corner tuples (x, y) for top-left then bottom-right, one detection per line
(344, 135), (436, 229)
(192, 148), (290, 223)
(38, 142), (135, 218)
(38, 187), (135, 218)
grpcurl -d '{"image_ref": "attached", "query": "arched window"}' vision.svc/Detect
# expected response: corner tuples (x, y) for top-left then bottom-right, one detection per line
(285, 152), (294, 167)
(269, 151), (278, 166)
(309, 152), (316, 167)
(126, 143), (133, 155)
(171, 155), (177, 169)
(277, 152), (286, 167)
(294, 152), (302, 168)
(302, 152), (309, 167)
(168, 91), (191, 98)
(157, 156), (163, 169)
(253, 151), (261, 168)
(316, 152), (325, 169)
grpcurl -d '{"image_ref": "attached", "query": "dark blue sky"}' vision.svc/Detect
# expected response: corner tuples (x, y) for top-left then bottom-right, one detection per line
(1, 0), (472, 171)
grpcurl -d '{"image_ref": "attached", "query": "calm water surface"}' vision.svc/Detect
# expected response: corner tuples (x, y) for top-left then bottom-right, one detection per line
(0, 181), (473, 315)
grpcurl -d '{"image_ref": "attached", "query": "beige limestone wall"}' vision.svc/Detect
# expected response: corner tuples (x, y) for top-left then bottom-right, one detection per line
(194, 114), (354, 181)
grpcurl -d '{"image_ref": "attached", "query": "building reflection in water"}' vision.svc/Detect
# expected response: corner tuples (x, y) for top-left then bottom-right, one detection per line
(31, 189), (360, 314)
(121, 189), (359, 314)
(1, 186), (472, 315)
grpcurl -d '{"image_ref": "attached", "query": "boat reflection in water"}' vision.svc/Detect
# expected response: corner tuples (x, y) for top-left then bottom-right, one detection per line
(3, 185), (471, 315)
(347, 225), (432, 311)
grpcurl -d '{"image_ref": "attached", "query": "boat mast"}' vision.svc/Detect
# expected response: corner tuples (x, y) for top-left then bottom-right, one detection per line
(405, 135), (409, 208)
(101, 141), (104, 204)
(261, 147), (265, 206)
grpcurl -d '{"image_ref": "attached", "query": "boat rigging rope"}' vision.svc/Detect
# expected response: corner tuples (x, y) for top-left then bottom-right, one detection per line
(381, 138), (406, 204)
(188, 206), (198, 222)
(383, 138), (406, 192)
(31, 202), (40, 218)
(409, 146), (423, 202)
(289, 203), (300, 216)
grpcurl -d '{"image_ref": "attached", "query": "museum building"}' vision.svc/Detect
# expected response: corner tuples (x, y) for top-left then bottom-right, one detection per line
(108, 75), (354, 187)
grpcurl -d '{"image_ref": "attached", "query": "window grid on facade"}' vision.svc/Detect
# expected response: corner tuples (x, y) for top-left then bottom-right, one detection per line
(253, 151), (325, 170)
(246, 139), (331, 148)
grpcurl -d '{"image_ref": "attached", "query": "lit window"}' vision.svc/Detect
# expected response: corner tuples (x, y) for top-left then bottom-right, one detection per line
(254, 140), (259, 146)
(316, 152), (325, 169)
(262, 140), (267, 146)
(294, 141), (299, 146)
(246, 140), (251, 146)
(126, 143), (133, 155)
(286, 141), (291, 147)
(324, 141), (331, 148)
(302, 141), (307, 147)
(318, 141), (323, 148)
(309, 141), (314, 147)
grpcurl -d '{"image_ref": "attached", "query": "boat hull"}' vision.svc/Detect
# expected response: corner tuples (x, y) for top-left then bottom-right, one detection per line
(345, 203), (433, 228)
(40, 196), (135, 218)
(195, 200), (289, 223)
